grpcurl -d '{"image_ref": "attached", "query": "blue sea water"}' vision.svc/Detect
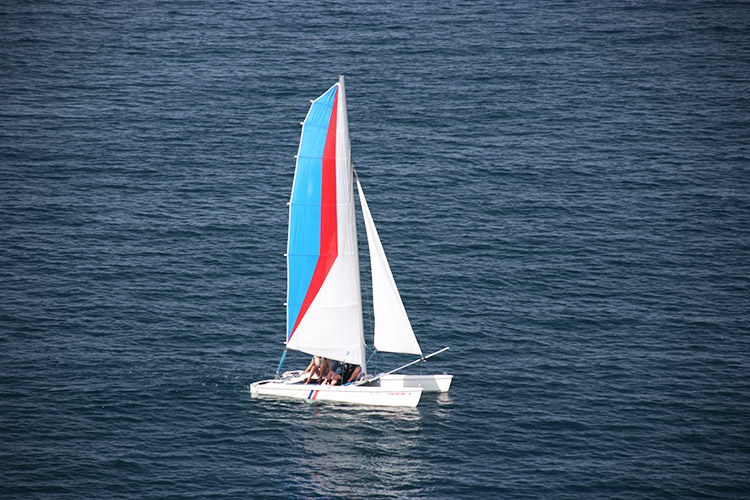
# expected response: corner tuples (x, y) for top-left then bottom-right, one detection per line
(2, 0), (750, 498)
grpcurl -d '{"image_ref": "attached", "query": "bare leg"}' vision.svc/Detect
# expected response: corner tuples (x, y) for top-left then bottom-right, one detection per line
(305, 366), (320, 384)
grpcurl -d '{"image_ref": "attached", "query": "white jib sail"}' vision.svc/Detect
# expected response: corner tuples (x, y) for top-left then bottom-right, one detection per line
(356, 177), (422, 356)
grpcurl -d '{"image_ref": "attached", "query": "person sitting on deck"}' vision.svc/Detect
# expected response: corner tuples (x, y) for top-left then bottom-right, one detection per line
(322, 360), (341, 386)
(302, 356), (329, 384)
(326, 362), (361, 386)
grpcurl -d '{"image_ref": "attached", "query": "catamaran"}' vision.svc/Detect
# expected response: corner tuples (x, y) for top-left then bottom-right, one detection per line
(251, 76), (451, 407)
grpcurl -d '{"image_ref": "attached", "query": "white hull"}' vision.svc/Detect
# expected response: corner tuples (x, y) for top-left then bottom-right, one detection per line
(366, 374), (453, 393)
(250, 379), (422, 407)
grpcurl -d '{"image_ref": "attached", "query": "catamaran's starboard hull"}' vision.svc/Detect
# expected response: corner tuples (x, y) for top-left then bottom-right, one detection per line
(367, 374), (453, 393)
(250, 380), (422, 407)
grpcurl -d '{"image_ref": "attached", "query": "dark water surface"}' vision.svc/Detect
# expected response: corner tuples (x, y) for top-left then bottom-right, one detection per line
(2, 1), (749, 498)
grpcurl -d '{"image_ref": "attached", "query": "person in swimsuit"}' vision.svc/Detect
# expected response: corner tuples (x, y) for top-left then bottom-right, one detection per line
(341, 363), (361, 385)
(322, 360), (341, 385)
(302, 356), (329, 384)
(325, 362), (361, 386)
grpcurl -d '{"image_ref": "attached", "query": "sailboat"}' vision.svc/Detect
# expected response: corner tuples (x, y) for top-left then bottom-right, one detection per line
(250, 76), (452, 407)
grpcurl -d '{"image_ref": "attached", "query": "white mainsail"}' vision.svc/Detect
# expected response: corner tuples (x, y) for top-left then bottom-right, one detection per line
(356, 178), (422, 356)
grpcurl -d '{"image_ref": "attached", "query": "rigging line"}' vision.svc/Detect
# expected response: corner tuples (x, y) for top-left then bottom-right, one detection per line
(366, 349), (378, 372)
(274, 349), (288, 378)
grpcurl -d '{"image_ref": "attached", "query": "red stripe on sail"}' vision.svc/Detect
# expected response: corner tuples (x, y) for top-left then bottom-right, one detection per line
(288, 88), (339, 340)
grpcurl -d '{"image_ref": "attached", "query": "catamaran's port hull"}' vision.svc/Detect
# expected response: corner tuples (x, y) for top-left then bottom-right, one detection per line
(366, 374), (453, 393)
(250, 380), (422, 407)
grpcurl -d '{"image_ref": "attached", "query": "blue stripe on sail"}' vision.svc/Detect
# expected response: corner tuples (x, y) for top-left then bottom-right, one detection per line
(287, 84), (338, 340)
